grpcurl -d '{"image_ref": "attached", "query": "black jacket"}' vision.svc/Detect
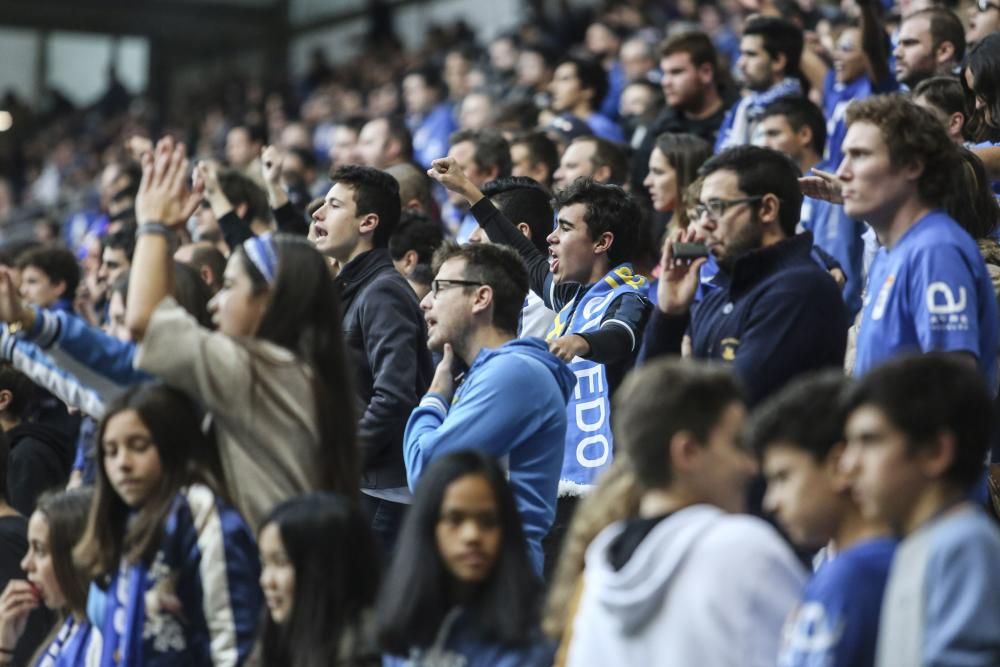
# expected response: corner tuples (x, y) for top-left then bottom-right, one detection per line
(336, 249), (432, 490)
(7, 421), (75, 516)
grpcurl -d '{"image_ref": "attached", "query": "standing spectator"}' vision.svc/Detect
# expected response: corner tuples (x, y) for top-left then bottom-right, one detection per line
(444, 130), (511, 243)
(841, 354), (1000, 666)
(894, 8), (965, 90)
(389, 211), (445, 301)
(356, 117), (414, 170)
(553, 136), (630, 189)
(404, 67), (459, 170)
(509, 132), (560, 191)
(379, 451), (554, 667)
(226, 124), (266, 187)
(565, 359), (805, 667)
(402, 242), (574, 572)
(550, 56), (624, 143)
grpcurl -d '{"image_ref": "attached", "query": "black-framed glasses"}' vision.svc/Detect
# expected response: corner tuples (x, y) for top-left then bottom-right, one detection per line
(431, 279), (485, 298)
(979, 0), (1000, 12)
(693, 196), (764, 222)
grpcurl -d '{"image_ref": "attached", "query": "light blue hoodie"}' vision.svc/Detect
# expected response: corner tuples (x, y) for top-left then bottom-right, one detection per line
(404, 337), (576, 573)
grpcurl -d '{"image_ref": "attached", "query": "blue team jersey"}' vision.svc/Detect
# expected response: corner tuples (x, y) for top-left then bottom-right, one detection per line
(823, 73), (898, 169)
(800, 184), (866, 316)
(779, 538), (897, 667)
(854, 210), (999, 387)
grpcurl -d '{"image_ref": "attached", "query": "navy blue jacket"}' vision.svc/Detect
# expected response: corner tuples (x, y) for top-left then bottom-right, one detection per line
(639, 232), (848, 406)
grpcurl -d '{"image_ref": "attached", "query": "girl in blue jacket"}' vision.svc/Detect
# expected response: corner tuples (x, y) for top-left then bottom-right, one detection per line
(378, 451), (554, 667)
(73, 383), (261, 667)
(0, 489), (100, 667)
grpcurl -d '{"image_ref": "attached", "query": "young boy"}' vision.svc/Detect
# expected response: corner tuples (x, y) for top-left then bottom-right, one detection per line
(752, 372), (895, 667)
(841, 353), (1000, 667)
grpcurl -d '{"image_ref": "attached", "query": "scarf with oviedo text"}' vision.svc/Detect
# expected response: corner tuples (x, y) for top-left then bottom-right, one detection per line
(547, 264), (647, 496)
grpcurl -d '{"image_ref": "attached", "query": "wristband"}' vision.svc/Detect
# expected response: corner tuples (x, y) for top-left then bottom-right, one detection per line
(136, 223), (179, 251)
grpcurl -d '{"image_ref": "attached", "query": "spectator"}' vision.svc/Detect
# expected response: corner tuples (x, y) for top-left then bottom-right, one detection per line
(311, 165), (432, 555)
(752, 372), (895, 667)
(643, 132), (712, 230)
(226, 123), (266, 187)
(445, 129), (512, 243)
(379, 451), (554, 666)
(459, 91), (497, 131)
(389, 210), (445, 300)
(0, 489), (95, 666)
(258, 493), (381, 667)
(553, 136), (630, 189)
(74, 383), (261, 665)
(550, 56), (624, 143)
(509, 131), (560, 190)
(328, 117), (367, 169)
(619, 80), (663, 151)
(402, 242), (574, 572)
(96, 229), (134, 305)
(16, 245), (80, 314)
(894, 7), (965, 89)
(385, 162), (439, 221)
(641, 146), (848, 406)
(565, 358), (805, 667)
(356, 117), (414, 169)
(652, 32), (730, 144)
(404, 67), (459, 169)
(841, 354), (1000, 666)
(912, 76), (968, 145)
(174, 241), (227, 295)
(967, 0), (1000, 48)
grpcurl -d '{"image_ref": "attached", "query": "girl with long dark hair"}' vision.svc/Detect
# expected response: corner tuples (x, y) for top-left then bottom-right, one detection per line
(125, 137), (358, 528)
(0, 489), (98, 666)
(257, 493), (381, 667)
(73, 383), (261, 666)
(378, 451), (552, 667)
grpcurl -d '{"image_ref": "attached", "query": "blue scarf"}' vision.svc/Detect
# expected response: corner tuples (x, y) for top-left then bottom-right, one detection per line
(36, 616), (96, 667)
(546, 264), (647, 493)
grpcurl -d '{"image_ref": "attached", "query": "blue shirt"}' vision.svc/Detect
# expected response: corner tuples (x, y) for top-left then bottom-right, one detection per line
(854, 210), (999, 388)
(823, 73), (897, 169)
(779, 537), (896, 667)
(800, 185), (866, 316)
(409, 102), (457, 170)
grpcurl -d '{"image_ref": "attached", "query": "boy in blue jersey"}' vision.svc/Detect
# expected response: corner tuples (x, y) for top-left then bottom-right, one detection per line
(841, 354), (1000, 666)
(839, 95), (999, 388)
(752, 372), (895, 667)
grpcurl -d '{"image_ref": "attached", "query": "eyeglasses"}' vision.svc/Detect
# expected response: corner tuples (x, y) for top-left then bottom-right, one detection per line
(979, 0), (1000, 12)
(693, 196), (764, 222)
(431, 279), (484, 298)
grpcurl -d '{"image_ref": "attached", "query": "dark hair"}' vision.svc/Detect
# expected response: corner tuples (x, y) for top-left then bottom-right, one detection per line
(964, 33), (1000, 137)
(237, 234), (359, 498)
(217, 169), (271, 225)
(378, 451), (541, 653)
(556, 56), (610, 108)
(659, 31), (720, 73)
(405, 65), (446, 94)
(173, 261), (213, 329)
(652, 133), (713, 226)
(329, 165), (401, 248)
(0, 361), (36, 422)
(510, 131), (560, 185)
(184, 242), (227, 293)
(913, 76), (967, 119)
(75, 384), (220, 579)
(16, 244), (81, 300)
(34, 489), (94, 617)
(759, 96), (828, 157)
(102, 229), (136, 262)
(843, 353), (992, 488)
(551, 179), (641, 267)
(909, 7), (966, 63)
(230, 123), (266, 145)
(614, 358), (743, 489)
(750, 372), (849, 461)
(431, 242), (529, 335)
(482, 177), (554, 254)
(389, 211), (445, 286)
(385, 163), (437, 219)
(571, 136), (629, 186)
(495, 101), (542, 133)
(259, 493), (380, 667)
(743, 16), (804, 78)
(287, 146), (318, 172)
(365, 116), (415, 165)
(699, 146), (803, 237)
(0, 430), (8, 501)
(846, 95), (965, 224)
(953, 148), (1000, 239)
(449, 129), (513, 180)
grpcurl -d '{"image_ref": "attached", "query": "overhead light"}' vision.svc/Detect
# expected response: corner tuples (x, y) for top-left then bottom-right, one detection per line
(0, 112), (11, 132)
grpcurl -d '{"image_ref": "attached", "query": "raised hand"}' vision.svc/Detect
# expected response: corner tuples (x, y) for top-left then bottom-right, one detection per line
(798, 168), (844, 205)
(0, 268), (31, 329)
(135, 137), (191, 226)
(427, 157), (484, 205)
(657, 227), (708, 316)
(261, 145), (284, 186)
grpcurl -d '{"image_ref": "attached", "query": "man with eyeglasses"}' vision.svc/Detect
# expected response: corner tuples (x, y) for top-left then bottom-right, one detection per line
(640, 145), (848, 407)
(403, 242), (575, 574)
(967, 0), (1000, 48)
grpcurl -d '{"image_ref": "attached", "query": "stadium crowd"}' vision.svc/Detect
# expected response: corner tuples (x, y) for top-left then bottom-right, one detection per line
(2, 0), (1000, 664)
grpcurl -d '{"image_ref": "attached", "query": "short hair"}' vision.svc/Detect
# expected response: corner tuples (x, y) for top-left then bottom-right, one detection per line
(481, 177), (554, 254)
(843, 354), (991, 489)
(699, 146), (803, 237)
(230, 123), (266, 144)
(846, 95), (959, 213)
(388, 211), (445, 285)
(0, 361), (36, 421)
(329, 165), (401, 248)
(510, 131), (560, 183)
(913, 76), (967, 118)
(287, 146), (318, 172)
(217, 169), (271, 224)
(448, 129), (512, 179)
(16, 244), (81, 298)
(552, 179), (641, 266)
(749, 372), (849, 461)
(556, 56), (610, 108)
(614, 359), (744, 489)
(571, 136), (630, 186)
(909, 7), (966, 63)
(659, 31), (720, 72)
(380, 116), (415, 164)
(186, 243), (227, 291)
(743, 16), (804, 78)
(102, 228), (136, 261)
(385, 162), (436, 215)
(0, 428), (7, 500)
(759, 96), (828, 157)
(431, 242), (529, 335)
(495, 101), (542, 133)
(404, 65), (446, 94)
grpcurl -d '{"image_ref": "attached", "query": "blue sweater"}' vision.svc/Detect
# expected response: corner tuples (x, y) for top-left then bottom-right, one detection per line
(404, 338), (575, 572)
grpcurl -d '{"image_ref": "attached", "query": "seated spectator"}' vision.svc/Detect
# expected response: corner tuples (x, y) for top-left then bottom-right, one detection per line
(389, 211), (445, 301)
(752, 372), (895, 667)
(15, 245), (80, 314)
(549, 56), (624, 143)
(553, 135), (629, 190)
(74, 383), (262, 665)
(402, 242), (574, 572)
(566, 358), (805, 666)
(0, 488), (97, 666)
(258, 493), (381, 667)
(379, 451), (554, 667)
(841, 354), (1000, 666)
